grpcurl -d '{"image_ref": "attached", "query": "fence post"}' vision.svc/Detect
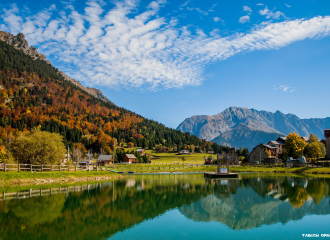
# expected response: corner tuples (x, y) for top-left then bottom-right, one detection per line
(59, 165), (61, 171)
(88, 164), (90, 172)
(96, 166), (98, 171)
(30, 164), (32, 172)
(75, 165), (77, 171)
(41, 165), (43, 172)
(68, 165), (70, 171)
(51, 165), (53, 172)
(18, 164), (20, 172)
(4, 164), (6, 173)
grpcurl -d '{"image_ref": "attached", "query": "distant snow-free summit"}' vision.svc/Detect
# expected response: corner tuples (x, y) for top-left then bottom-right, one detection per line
(177, 107), (330, 150)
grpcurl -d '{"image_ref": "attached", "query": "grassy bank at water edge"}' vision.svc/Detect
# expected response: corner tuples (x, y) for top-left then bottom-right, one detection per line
(0, 171), (122, 187)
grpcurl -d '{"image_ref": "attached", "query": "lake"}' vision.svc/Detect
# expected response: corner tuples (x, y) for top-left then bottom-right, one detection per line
(0, 173), (330, 240)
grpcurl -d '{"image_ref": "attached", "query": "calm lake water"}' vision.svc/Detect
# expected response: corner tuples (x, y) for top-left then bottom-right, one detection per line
(1, 173), (330, 240)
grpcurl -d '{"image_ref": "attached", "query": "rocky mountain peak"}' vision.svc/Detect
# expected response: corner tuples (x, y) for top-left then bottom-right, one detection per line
(0, 30), (48, 62)
(177, 106), (330, 149)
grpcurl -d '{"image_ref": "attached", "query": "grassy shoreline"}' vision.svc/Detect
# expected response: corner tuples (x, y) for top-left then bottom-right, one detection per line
(1, 165), (330, 188)
(230, 166), (330, 174)
(110, 164), (330, 176)
(0, 171), (123, 188)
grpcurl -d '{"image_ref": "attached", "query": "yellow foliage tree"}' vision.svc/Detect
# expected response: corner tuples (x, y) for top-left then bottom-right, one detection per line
(10, 128), (66, 164)
(0, 145), (7, 163)
(304, 133), (326, 160)
(284, 132), (306, 159)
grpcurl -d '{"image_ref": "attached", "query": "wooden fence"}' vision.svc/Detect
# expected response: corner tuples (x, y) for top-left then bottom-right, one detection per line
(0, 163), (99, 172)
(0, 183), (101, 201)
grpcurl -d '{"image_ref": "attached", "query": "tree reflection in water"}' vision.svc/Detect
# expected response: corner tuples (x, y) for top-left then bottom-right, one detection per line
(0, 173), (329, 239)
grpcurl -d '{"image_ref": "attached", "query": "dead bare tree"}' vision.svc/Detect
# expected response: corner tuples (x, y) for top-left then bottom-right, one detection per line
(72, 148), (82, 163)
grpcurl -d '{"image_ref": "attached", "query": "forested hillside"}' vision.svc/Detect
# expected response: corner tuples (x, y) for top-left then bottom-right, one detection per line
(0, 39), (230, 156)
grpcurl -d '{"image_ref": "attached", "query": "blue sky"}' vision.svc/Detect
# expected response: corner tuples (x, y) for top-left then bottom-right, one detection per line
(1, 0), (330, 128)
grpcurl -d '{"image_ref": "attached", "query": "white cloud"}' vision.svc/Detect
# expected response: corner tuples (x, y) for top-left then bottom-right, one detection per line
(259, 6), (285, 19)
(213, 17), (223, 22)
(180, 0), (191, 7)
(208, 4), (216, 12)
(239, 15), (250, 23)
(187, 7), (208, 15)
(285, 4), (291, 8)
(274, 85), (295, 92)
(1, 1), (330, 91)
(243, 6), (252, 13)
(256, 3), (264, 6)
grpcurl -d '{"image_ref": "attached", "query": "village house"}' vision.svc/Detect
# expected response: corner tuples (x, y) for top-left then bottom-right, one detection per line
(263, 144), (277, 156)
(250, 132), (328, 162)
(246, 144), (268, 163)
(267, 140), (285, 155)
(97, 155), (113, 166)
(137, 149), (145, 156)
(276, 137), (287, 143)
(177, 150), (190, 155)
(123, 154), (138, 163)
(325, 129), (330, 158)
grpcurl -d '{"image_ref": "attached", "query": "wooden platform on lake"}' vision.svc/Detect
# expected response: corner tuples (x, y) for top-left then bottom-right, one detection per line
(204, 172), (239, 178)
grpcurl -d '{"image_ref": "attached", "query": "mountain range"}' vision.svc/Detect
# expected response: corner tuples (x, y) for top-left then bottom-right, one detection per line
(177, 106), (330, 150)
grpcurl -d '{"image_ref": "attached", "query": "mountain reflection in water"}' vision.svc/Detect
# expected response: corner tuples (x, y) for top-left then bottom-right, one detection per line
(0, 173), (329, 240)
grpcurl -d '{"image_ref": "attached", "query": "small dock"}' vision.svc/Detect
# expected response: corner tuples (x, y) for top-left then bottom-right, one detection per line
(204, 153), (239, 178)
(204, 172), (239, 178)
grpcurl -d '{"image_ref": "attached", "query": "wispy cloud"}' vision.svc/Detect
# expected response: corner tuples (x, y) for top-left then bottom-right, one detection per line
(1, 1), (330, 91)
(285, 4), (291, 8)
(208, 4), (216, 12)
(213, 17), (223, 22)
(259, 6), (285, 19)
(256, 3), (264, 6)
(180, 0), (191, 7)
(274, 85), (295, 92)
(243, 6), (252, 13)
(239, 15), (250, 23)
(186, 7), (208, 15)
